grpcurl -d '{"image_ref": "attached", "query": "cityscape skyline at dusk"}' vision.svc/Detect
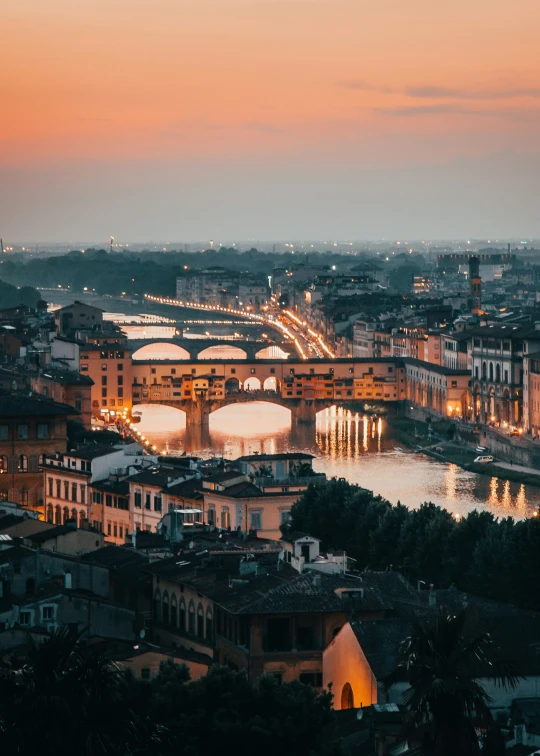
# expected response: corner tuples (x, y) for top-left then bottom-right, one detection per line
(3, 0), (540, 240)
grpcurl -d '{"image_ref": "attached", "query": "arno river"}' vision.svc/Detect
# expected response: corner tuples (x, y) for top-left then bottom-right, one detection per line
(48, 295), (540, 519)
(135, 402), (540, 519)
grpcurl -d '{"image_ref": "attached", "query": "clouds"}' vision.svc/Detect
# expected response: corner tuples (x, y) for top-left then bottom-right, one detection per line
(376, 104), (540, 118)
(341, 80), (540, 102)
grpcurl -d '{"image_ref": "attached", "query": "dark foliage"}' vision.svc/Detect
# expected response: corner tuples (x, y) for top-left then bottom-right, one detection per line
(0, 635), (338, 756)
(385, 607), (517, 756)
(287, 479), (540, 610)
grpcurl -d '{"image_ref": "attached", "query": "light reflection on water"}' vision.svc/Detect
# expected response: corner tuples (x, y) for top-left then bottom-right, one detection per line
(135, 403), (540, 519)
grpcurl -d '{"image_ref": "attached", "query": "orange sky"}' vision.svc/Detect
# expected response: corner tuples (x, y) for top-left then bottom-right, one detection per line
(4, 0), (540, 166)
(2, 0), (540, 240)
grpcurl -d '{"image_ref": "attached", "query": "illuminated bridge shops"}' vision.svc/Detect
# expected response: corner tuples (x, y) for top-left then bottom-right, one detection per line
(129, 356), (471, 430)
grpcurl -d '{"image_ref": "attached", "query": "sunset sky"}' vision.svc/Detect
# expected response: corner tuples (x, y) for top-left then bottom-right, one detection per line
(3, 0), (540, 241)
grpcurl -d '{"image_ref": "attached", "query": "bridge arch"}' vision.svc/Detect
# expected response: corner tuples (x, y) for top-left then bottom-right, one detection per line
(197, 344), (248, 360)
(255, 345), (289, 360)
(225, 377), (242, 392)
(243, 376), (262, 391)
(263, 376), (279, 392)
(132, 342), (191, 361)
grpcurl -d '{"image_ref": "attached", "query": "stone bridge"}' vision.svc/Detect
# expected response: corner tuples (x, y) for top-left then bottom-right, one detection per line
(129, 338), (280, 360)
(132, 388), (335, 429)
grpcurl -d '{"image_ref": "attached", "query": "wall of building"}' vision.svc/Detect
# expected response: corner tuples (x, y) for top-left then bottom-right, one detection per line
(79, 346), (132, 419)
(323, 622), (378, 709)
(0, 415), (68, 511)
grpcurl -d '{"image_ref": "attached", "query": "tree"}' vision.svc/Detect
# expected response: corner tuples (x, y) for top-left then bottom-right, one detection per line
(385, 607), (518, 756)
(0, 628), (157, 755)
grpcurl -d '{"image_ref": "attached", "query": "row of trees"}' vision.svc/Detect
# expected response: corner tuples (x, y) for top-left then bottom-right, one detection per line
(287, 479), (540, 611)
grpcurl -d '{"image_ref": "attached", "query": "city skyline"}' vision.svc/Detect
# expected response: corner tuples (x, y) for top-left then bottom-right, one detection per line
(3, 0), (540, 239)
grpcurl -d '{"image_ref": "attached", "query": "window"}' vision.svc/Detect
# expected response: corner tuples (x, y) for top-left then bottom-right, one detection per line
(18, 455), (28, 472)
(188, 602), (195, 634)
(101, 376), (107, 386)
(71, 483), (77, 502)
(42, 606), (54, 621)
(145, 493), (151, 510)
(21, 489), (29, 506)
(134, 491), (142, 508)
(20, 611), (31, 626)
(197, 604), (204, 637)
(107, 523), (112, 535)
(250, 510), (262, 530)
(64, 481), (69, 499)
(0, 455), (8, 474)
(101, 388), (107, 398)
(17, 424), (29, 440)
(207, 508), (215, 525)
(151, 368), (156, 375)
(56, 479), (61, 498)
(117, 375), (123, 386)
(140, 668), (150, 680)
(179, 599), (186, 631)
(101, 364), (107, 371)
(117, 363), (123, 371)
(80, 485), (86, 504)
(300, 672), (323, 687)
(106, 494), (113, 507)
(280, 510), (291, 525)
(154, 495), (162, 512)
(221, 508), (230, 529)
(118, 387), (124, 397)
(0, 425), (8, 441)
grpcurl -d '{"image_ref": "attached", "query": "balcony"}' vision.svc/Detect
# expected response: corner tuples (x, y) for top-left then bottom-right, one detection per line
(253, 474), (326, 489)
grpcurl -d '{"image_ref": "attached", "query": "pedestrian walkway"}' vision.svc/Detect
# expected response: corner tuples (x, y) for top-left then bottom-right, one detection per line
(493, 461), (540, 477)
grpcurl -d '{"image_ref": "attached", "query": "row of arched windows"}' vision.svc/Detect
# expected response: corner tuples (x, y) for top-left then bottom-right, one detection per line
(46, 505), (86, 527)
(154, 589), (213, 640)
(0, 455), (35, 473)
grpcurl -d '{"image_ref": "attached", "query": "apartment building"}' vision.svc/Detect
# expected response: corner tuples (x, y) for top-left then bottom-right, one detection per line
(42, 444), (148, 529)
(0, 393), (73, 512)
(79, 344), (133, 420)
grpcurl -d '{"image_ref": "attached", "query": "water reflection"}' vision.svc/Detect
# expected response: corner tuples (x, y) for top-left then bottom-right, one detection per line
(135, 402), (540, 519)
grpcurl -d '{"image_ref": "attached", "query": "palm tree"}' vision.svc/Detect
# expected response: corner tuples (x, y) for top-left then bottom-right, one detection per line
(0, 627), (158, 755)
(385, 606), (518, 756)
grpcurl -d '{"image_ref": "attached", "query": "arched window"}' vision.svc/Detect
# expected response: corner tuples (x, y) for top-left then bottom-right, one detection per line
(197, 603), (204, 638)
(482, 361), (487, 380)
(188, 601), (195, 635)
(71, 508), (77, 521)
(179, 598), (186, 632)
(55, 505), (62, 524)
(496, 364), (501, 383)
(341, 683), (354, 710)
(489, 363), (494, 382)
(153, 590), (161, 622)
(18, 455), (28, 472)
(162, 591), (170, 625)
(46, 504), (54, 523)
(206, 608), (213, 639)
(20, 489), (29, 506)
(170, 594), (178, 628)
(63, 506), (70, 524)
(221, 508), (230, 530)
(78, 510), (86, 528)
(207, 508), (215, 525)
(0, 456), (8, 474)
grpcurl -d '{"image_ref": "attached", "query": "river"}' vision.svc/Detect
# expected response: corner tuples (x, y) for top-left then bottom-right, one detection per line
(134, 402), (540, 519)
